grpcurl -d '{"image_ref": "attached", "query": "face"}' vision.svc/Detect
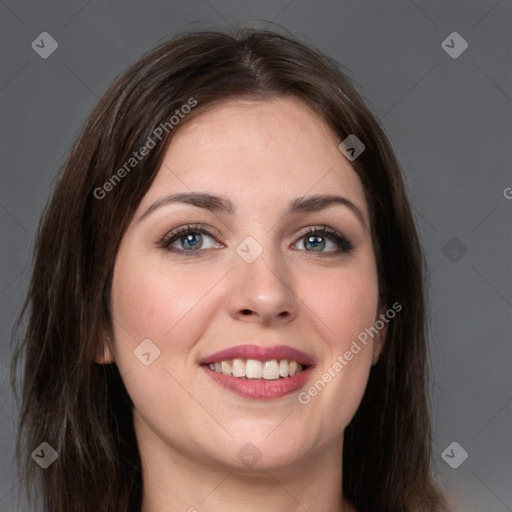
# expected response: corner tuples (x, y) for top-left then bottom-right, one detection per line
(104, 97), (386, 473)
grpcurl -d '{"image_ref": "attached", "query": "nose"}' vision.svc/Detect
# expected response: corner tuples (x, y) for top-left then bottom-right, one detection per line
(226, 243), (298, 326)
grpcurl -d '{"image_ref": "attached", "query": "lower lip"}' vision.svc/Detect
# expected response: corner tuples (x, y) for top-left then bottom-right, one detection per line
(201, 365), (314, 400)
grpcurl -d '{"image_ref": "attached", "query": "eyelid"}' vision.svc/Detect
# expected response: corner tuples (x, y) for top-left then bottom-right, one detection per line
(159, 223), (354, 255)
(158, 223), (222, 249)
(292, 225), (355, 253)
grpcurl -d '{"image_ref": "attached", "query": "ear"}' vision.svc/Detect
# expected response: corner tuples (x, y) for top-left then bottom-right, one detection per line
(372, 315), (388, 365)
(95, 336), (114, 364)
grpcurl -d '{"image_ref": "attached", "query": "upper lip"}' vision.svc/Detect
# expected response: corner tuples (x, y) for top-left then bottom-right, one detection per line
(199, 344), (315, 366)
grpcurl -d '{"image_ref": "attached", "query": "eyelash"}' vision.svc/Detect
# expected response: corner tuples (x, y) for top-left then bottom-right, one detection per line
(158, 223), (355, 257)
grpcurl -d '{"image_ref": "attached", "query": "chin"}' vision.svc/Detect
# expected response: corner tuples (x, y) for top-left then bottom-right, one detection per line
(214, 434), (313, 473)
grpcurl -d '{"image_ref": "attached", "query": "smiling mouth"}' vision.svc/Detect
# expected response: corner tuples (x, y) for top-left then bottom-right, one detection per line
(203, 358), (308, 380)
(199, 344), (315, 399)
(200, 358), (315, 400)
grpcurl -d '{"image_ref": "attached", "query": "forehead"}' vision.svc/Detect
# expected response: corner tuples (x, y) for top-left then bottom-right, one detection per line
(138, 96), (369, 221)
(168, 96), (341, 168)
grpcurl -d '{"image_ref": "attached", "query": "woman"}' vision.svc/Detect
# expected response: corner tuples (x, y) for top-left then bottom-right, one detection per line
(11, 28), (448, 512)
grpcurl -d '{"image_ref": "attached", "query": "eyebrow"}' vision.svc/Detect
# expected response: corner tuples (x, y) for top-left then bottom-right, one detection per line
(138, 191), (368, 231)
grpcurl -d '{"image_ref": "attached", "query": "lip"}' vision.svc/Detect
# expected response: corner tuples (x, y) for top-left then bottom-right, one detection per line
(201, 364), (315, 400)
(199, 344), (316, 400)
(199, 344), (316, 366)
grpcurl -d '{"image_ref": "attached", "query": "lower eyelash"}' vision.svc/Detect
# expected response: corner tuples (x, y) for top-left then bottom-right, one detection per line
(159, 224), (355, 255)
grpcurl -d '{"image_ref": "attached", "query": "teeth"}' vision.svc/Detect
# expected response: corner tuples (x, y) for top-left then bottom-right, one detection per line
(263, 359), (280, 380)
(221, 360), (232, 376)
(246, 359), (263, 379)
(279, 359), (289, 377)
(207, 358), (305, 380)
(232, 358), (245, 378)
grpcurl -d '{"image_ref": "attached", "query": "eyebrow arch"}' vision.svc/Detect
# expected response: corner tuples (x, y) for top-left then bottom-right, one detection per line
(138, 191), (368, 231)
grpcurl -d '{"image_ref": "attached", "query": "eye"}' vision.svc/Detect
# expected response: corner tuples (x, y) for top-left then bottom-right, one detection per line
(292, 226), (354, 255)
(159, 224), (222, 255)
(159, 224), (354, 257)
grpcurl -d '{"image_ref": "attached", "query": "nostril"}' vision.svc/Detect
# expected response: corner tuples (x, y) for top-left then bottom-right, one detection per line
(241, 309), (252, 315)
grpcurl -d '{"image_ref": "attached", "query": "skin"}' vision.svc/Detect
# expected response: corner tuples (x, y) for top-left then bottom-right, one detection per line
(97, 96), (386, 512)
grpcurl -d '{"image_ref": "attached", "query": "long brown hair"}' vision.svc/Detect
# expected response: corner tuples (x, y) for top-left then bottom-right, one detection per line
(11, 28), (448, 512)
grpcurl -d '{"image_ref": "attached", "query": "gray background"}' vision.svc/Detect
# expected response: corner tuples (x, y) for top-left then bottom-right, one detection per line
(0, 1), (510, 511)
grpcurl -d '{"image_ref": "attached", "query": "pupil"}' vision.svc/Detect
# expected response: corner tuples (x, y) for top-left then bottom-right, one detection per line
(184, 233), (201, 249)
(307, 235), (324, 251)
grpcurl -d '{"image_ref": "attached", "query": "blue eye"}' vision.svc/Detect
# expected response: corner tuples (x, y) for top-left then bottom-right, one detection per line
(293, 226), (355, 254)
(159, 224), (354, 256)
(160, 224), (220, 254)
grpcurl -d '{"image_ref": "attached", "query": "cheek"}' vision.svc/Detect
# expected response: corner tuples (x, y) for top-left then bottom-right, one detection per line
(109, 252), (219, 398)
(306, 260), (380, 352)
(108, 253), (215, 427)
(296, 261), (379, 429)
(111, 250), (218, 341)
